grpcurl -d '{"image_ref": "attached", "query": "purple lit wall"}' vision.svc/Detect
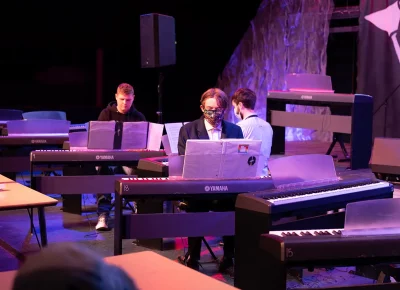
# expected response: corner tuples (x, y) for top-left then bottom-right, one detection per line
(217, 0), (334, 142)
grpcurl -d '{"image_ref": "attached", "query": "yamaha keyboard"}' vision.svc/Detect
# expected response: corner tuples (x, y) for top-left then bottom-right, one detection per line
(116, 176), (274, 199)
(113, 176), (275, 255)
(137, 156), (169, 177)
(0, 134), (69, 146)
(30, 149), (166, 164)
(262, 228), (400, 264)
(234, 177), (394, 290)
(254, 229), (400, 290)
(69, 123), (87, 133)
(267, 91), (373, 170)
(236, 178), (391, 215)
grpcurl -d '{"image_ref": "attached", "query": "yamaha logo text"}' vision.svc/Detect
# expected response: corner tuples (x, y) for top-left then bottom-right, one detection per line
(204, 185), (229, 192)
(95, 155), (115, 160)
(300, 95), (312, 100)
(31, 140), (47, 144)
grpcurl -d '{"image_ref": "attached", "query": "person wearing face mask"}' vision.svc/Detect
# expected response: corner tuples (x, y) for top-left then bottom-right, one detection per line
(232, 88), (273, 176)
(177, 88), (243, 275)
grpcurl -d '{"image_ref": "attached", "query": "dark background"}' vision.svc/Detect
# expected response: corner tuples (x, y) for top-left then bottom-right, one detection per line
(0, 0), (359, 124)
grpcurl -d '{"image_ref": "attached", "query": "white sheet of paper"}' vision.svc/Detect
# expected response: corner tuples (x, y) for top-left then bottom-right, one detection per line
(183, 139), (262, 179)
(164, 122), (185, 154)
(161, 134), (172, 155)
(87, 121), (115, 149)
(121, 122), (148, 149)
(183, 140), (224, 178)
(147, 122), (164, 150)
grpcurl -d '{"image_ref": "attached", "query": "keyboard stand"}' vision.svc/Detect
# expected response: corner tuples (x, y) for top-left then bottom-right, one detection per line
(326, 133), (350, 162)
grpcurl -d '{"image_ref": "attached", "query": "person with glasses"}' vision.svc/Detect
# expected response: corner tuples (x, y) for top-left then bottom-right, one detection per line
(177, 88), (243, 276)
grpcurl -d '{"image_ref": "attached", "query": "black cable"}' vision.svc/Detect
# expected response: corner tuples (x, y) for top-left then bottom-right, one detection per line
(372, 82), (400, 116)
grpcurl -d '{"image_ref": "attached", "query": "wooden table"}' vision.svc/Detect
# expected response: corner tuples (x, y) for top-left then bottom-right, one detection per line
(0, 175), (58, 248)
(0, 251), (237, 289)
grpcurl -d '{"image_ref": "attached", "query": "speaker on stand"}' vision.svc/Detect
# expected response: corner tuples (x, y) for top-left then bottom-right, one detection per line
(137, 13), (176, 250)
(140, 13), (176, 124)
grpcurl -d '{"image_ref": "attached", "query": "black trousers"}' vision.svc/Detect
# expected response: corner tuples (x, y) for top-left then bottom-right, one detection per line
(184, 198), (236, 261)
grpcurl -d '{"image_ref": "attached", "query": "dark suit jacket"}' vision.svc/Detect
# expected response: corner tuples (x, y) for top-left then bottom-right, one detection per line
(178, 116), (244, 155)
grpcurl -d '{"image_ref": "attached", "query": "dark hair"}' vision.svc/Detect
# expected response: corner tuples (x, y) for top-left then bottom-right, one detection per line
(231, 88), (257, 110)
(116, 83), (134, 95)
(200, 88), (228, 109)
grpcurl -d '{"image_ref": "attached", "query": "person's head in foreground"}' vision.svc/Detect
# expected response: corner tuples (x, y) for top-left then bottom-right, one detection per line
(13, 243), (137, 290)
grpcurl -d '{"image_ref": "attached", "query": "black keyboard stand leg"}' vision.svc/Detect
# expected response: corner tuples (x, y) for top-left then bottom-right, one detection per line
(326, 133), (350, 162)
(326, 138), (337, 156)
(202, 238), (218, 261)
(183, 238), (218, 263)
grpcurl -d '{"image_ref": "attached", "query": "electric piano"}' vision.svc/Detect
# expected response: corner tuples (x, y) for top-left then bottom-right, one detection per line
(113, 176), (275, 255)
(0, 134), (68, 175)
(30, 149), (165, 165)
(0, 119), (70, 175)
(253, 229), (400, 290)
(30, 149), (166, 215)
(69, 123), (87, 133)
(137, 156), (169, 177)
(234, 177), (393, 290)
(267, 91), (373, 170)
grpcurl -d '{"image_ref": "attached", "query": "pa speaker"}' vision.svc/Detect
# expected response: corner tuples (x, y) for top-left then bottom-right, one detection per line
(140, 13), (176, 68)
(370, 137), (400, 176)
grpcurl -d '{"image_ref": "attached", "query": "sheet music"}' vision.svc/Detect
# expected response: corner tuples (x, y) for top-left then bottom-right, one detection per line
(183, 140), (224, 178)
(161, 134), (172, 155)
(164, 122), (185, 154)
(183, 139), (263, 179)
(146, 122), (164, 150)
(268, 154), (338, 188)
(87, 121), (115, 149)
(121, 122), (148, 149)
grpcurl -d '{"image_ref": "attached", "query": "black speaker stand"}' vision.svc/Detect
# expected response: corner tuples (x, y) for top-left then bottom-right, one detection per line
(157, 72), (164, 124)
(326, 133), (350, 162)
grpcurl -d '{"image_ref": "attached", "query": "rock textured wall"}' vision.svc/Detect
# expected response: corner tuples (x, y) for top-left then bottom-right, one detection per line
(217, 0), (334, 141)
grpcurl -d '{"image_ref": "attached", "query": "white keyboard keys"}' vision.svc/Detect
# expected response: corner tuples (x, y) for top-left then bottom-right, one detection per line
(267, 182), (388, 206)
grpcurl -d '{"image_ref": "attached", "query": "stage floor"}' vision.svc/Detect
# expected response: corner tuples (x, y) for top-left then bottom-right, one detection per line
(0, 141), (398, 288)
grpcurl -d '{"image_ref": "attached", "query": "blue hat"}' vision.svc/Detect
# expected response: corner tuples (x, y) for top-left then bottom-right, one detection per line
(12, 243), (138, 290)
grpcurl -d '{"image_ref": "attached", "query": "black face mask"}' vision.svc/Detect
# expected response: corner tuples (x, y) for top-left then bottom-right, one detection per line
(203, 109), (224, 126)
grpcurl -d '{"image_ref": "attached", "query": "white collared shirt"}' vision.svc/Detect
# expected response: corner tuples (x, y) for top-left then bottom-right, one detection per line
(237, 115), (273, 176)
(204, 119), (222, 140)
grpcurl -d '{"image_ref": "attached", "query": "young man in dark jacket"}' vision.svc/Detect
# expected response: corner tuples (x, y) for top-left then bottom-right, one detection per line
(96, 83), (146, 230)
(177, 88), (243, 276)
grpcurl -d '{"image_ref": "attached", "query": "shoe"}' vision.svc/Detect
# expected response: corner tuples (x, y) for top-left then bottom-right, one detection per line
(177, 256), (200, 271)
(218, 257), (234, 276)
(95, 214), (109, 231)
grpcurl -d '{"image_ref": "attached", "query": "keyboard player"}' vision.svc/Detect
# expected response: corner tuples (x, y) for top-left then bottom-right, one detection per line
(177, 88), (243, 274)
(96, 83), (146, 230)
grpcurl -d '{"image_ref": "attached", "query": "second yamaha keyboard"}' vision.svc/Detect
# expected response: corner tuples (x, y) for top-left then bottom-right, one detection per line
(264, 228), (400, 263)
(236, 178), (392, 215)
(234, 178), (394, 290)
(30, 149), (166, 164)
(255, 229), (400, 290)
